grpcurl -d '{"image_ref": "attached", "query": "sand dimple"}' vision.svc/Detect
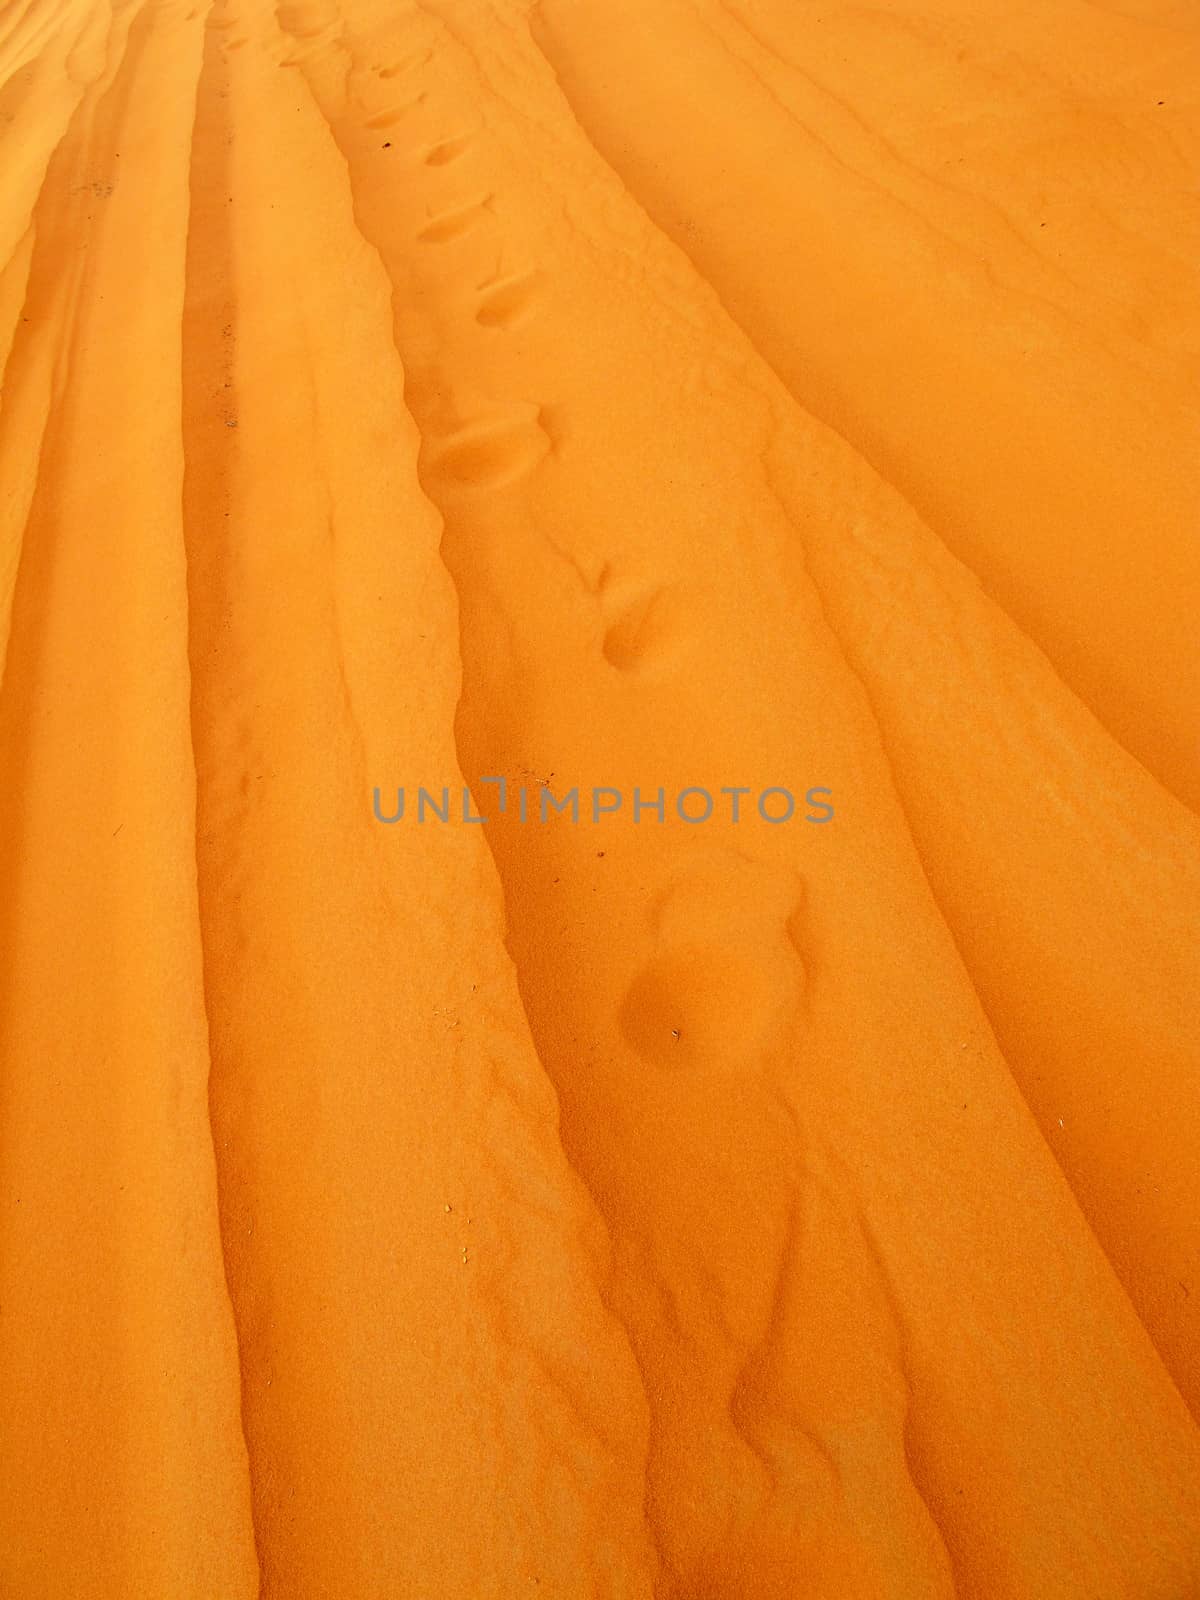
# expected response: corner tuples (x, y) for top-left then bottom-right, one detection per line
(429, 409), (552, 489)
(601, 586), (686, 674)
(274, 2), (335, 40)
(378, 48), (431, 79)
(366, 100), (422, 129)
(475, 268), (540, 329)
(620, 946), (782, 1072)
(425, 132), (474, 167)
(417, 195), (493, 242)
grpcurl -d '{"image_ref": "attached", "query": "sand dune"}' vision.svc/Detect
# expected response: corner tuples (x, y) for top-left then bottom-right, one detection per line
(1, 0), (1197, 1595)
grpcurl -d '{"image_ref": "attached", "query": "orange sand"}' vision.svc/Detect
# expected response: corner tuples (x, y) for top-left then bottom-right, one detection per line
(1, 0), (1198, 1595)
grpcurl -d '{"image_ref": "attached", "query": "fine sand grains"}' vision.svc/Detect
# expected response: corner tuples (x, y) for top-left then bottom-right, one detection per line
(1, 0), (1198, 1596)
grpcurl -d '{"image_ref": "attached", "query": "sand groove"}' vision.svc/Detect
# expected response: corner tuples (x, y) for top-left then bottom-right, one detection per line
(0, 0), (259, 1591)
(177, 3), (658, 1592)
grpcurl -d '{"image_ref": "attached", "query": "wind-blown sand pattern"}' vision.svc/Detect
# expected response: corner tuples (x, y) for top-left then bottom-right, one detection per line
(1, 0), (1198, 1595)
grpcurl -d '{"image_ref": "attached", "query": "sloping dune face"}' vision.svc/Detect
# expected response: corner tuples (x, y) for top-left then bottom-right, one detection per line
(0, 0), (1197, 1595)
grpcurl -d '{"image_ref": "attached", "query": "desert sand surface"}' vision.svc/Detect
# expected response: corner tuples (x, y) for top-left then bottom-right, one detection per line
(1, 0), (1198, 1594)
